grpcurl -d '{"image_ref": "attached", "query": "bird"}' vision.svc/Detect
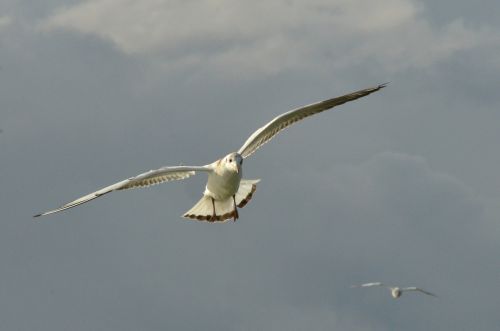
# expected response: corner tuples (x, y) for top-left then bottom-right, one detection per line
(351, 282), (437, 299)
(34, 84), (386, 222)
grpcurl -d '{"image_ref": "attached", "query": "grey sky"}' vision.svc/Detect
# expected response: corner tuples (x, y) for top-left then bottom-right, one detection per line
(1, 1), (500, 330)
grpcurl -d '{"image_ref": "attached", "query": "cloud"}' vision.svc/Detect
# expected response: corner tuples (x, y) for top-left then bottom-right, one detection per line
(39, 0), (498, 77)
(267, 151), (486, 259)
(259, 151), (498, 329)
(1, 0), (500, 329)
(0, 15), (13, 30)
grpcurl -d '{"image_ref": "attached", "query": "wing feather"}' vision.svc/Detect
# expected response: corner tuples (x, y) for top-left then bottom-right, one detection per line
(351, 282), (385, 288)
(34, 165), (212, 217)
(402, 287), (437, 297)
(238, 84), (387, 158)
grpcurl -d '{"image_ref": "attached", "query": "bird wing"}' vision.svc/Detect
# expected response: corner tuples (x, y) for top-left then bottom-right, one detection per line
(34, 165), (212, 217)
(351, 282), (385, 288)
(402, 287), (437, 297)
(237, 84), (387, 159)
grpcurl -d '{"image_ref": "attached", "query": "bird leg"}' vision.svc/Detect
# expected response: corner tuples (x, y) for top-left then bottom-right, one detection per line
(210, 197), (216, 222)
(232, 195), (239, 222)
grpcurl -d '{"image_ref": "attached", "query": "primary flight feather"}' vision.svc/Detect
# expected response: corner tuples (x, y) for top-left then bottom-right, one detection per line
(34, 84), (386, 222)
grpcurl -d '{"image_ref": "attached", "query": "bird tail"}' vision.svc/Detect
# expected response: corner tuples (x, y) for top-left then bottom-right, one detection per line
(183, 179), (260, 222)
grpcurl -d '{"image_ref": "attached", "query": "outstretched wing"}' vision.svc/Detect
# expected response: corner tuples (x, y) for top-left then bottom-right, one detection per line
(34, 165), (212, 217)
(402, 287), (437, 297)
(351, 282), (385, 288)
(237, 84), (387, 159)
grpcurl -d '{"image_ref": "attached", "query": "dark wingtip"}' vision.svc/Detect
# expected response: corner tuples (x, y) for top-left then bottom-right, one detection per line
(379, 82), (389, 89)
(33, 213), (42, 218)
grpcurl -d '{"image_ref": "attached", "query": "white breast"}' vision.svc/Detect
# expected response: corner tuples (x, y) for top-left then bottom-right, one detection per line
(204, 167), (242, 200)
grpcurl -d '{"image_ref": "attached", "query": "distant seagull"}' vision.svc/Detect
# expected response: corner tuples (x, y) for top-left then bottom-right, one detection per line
(34, 84), (386, 222)
(351, 282), (437, 299)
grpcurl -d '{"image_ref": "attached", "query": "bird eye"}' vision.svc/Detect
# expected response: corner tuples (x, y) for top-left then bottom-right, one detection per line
(229, 159), (232, 163)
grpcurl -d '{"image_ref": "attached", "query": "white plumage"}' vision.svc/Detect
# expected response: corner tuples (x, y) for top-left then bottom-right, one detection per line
(34, 84), (386, 222)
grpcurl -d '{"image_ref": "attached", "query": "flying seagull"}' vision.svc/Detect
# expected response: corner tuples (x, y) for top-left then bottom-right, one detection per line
(351, 282), (437, 299)
(34, 84), (386, 222)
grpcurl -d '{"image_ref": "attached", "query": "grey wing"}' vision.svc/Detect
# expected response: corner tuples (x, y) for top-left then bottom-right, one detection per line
(237, 84), (387, 159)
(402, 287), (437, 297)
(351, 282), (385, 288)
(34, 165), (212, 217)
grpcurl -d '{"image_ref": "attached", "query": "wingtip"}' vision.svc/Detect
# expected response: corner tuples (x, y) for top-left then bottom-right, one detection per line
(34, 210), (52, 218)
(379, 82), (389, 89)
(427, 291), (438, 298)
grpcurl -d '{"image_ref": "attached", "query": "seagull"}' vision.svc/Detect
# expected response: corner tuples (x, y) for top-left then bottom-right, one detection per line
(34, 84), (386, 222)
(351, 282), (437, 299)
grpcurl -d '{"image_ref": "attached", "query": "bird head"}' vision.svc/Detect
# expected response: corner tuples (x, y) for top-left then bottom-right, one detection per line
(223, 152), (243, 174)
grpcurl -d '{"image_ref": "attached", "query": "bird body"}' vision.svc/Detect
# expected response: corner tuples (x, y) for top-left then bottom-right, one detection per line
(391, 287), (402, 299)
(34, 84), (386, 222)
(183, 152), (259, 222)
(205, 153), (243, 201)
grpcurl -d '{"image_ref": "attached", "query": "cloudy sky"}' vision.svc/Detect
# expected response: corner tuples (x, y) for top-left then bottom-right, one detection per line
(1, 0), (500, 330)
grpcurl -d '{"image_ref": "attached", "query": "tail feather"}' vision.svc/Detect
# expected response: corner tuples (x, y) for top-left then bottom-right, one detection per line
(183, 179), (260, 222)
(235, 179), (259, 207)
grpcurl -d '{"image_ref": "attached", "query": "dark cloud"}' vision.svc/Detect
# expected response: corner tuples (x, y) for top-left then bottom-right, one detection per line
(1, 1), (500, 330)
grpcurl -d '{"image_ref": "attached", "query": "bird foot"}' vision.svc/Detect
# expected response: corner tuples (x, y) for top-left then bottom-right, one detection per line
(209, 197), (216, 222)
(232, 196), (239, 222)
